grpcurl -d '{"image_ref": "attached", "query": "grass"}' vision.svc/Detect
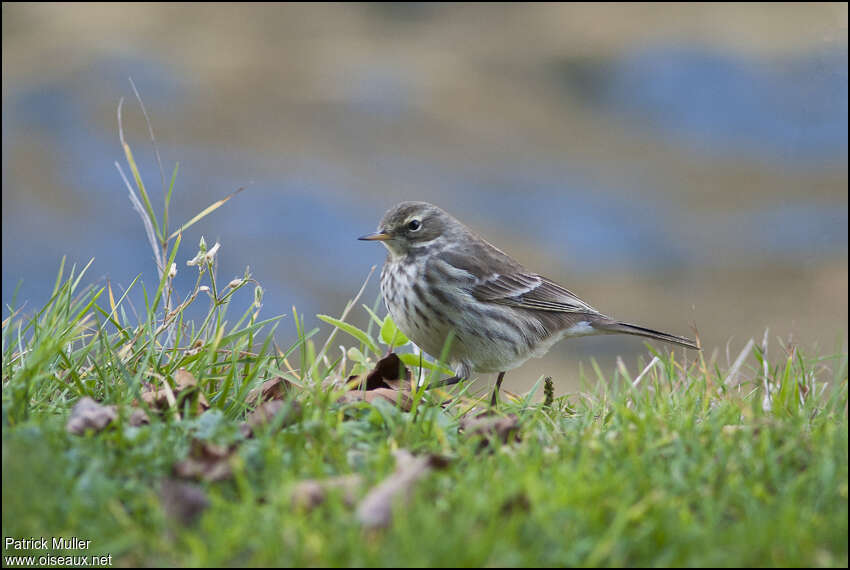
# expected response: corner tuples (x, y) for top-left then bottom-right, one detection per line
(2, 94), (847, 567)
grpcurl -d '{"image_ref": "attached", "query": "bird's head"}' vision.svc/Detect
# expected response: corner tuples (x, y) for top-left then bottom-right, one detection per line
(359, 201), (456, 258)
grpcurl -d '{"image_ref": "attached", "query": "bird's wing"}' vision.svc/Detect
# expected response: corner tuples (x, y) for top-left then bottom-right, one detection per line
(434, 245), (598, 315)
(472, 272), (599, 314)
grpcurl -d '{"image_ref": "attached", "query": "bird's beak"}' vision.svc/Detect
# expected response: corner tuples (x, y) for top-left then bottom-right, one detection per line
(358, 230), (391, 241)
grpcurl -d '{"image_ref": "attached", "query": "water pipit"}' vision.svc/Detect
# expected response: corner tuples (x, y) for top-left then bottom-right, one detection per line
(360, 201), (698, 405)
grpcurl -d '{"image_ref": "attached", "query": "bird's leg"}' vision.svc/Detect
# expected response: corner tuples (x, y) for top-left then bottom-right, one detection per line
(490, 371), (506, 407)
(428, 375), (463, 389)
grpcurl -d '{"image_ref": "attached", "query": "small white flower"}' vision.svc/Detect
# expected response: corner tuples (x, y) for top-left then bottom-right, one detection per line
(186, 251), (205, 267)
(204, 242), (221, 263)
(187, 240), (220, 267)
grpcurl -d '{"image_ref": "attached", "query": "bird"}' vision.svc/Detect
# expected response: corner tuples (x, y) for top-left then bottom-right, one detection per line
(359, 201), (699, 406)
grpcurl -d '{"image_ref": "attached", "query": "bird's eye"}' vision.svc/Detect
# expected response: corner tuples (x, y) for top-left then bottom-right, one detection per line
(407, 219), (421, 231)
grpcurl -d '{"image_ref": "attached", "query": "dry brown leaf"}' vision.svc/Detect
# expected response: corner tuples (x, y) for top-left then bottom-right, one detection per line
(459, 412), (521, 447)
(173, 440), (236, 482)
(173, 368), (198, 390)
(174, 368), (209, 410)
(140, 387), (171, 409)
(66, 397), (118, 435)
(341, 353), (414, 411)
(246, 376), (291, 404)
(348, 353), (411, 391)
(339, 388), (413, 411)
(128, 407), (150, 427)
(160, 478), (210, 525)
(238, 422), (253, 438)
(291, 475), (363, 511)
(340, 353), (462, 412)
(243, 400), (302, 436)
(356, 449), (450, 529)
(186, 393), (209, 411)
(140, 369), (209, 413)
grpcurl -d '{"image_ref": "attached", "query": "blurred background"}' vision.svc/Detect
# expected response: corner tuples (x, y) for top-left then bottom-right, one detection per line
(3, 3), (847, 394)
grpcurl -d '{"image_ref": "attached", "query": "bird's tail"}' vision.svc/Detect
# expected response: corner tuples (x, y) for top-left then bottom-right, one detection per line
(593, 320), (699, 350)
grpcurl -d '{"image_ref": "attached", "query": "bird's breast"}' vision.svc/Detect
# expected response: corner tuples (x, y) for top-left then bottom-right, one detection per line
(380, 260), (459, 357)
